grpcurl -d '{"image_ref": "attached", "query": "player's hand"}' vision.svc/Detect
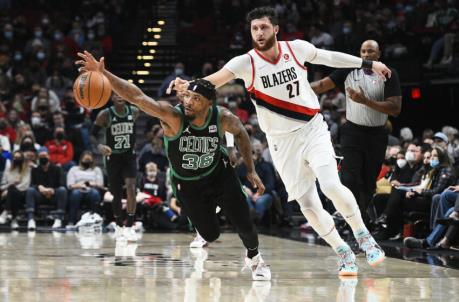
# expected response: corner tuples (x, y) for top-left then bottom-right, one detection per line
(98, 144), (112, 156)
(447, 185), (459, 192)
(346, 86), (367, 104)
(372, 61), (391, 81)
(75, 50), (105, 73)
(166, 77), (189, 95)
(247, 171), (265, 195)
(406, 191), (415, 198)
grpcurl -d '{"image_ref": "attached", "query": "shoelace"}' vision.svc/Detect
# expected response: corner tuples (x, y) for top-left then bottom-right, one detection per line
(357, 233), (376, 252)
(338, 249), (355, 267)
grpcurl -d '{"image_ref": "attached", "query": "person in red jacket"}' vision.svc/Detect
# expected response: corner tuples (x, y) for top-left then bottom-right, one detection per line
(45, 126), (75, 171)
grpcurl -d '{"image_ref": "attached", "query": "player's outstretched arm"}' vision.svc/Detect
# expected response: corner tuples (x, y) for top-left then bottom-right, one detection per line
(219, 108), (265, 195)
(310, 77), (336, 95)
(309, 48), (391, 80)
(166, 68), (235, 95)
(75, 51), (179, 126)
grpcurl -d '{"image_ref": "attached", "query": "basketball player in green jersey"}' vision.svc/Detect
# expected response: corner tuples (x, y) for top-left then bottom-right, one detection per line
(77, 51), (271, 280)
(91, 93), (139, 242)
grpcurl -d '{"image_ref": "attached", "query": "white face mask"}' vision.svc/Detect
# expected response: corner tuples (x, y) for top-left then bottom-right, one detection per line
(405, 151), (416, 162)
(397, 159), (407, 169)
(147, 172), (157, 178)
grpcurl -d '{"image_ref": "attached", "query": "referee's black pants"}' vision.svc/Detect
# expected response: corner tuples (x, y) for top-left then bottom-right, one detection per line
(339, 121), (388, 225)
(171, 158), (259, 250)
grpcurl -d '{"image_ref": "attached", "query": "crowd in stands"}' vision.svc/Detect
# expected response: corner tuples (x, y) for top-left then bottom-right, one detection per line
(0, 0), (459, 250)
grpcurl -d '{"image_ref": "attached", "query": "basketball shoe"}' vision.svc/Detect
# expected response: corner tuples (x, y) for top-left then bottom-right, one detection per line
(243, 253), (271, 281)
(124, 226), (139, 242)
(190, 232), (208, 248)
(355, 230), (385, 267)
(337, 245), (358, 276)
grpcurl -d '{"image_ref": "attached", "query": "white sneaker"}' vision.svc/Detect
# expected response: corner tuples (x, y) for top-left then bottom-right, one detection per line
(190, 233), (208, 248)
(66, 223), (77, 231)
(52, 219), (62, 229)
(123, 226), (139, 242)
(28, 219), (36, 231)
(114, 225), (126, 242)
(243, 253), (271, 281)
(0, 211), (7, 224)
(106, 221), (117, 232)
(10, 219), (19, 230)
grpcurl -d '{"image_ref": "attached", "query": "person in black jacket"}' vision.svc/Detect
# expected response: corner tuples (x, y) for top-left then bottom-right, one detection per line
(25, 147), (67, 230)
(237, 142), (276, 224)
(375, 146), (456, 240)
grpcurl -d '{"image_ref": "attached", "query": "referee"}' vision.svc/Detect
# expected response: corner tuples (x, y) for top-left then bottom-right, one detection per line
(311, 40), (402, 226)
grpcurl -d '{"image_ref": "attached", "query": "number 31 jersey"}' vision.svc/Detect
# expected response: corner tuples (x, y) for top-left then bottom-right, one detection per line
(164, 104), (224, 181)
(106, 105), (136, 154)
(225, 40), (321, 136)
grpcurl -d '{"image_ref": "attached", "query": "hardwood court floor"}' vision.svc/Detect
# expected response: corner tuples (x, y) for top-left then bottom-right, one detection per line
(0, 232), (458, 302)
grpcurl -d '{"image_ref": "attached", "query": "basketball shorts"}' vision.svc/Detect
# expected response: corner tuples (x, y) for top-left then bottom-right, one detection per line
(106, 152), (137, 179)
(266, 113), (336, 201)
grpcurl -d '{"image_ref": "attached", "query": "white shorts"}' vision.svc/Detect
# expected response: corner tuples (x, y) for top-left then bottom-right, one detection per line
(266, 114), (335, 201)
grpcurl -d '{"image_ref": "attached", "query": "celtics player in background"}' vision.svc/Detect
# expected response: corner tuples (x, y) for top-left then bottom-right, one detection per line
(91, 93), (140, 242)
(77, 51), (271, 280)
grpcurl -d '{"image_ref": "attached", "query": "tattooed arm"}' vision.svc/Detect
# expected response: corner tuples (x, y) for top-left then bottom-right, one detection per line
(219, 107), (265, 194)
(75, 51), (181, 134)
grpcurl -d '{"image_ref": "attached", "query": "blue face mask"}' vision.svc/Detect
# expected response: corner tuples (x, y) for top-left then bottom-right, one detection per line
(430, 159), (439, 168)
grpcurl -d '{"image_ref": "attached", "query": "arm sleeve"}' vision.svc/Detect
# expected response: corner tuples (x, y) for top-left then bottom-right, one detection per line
(384, 68), (401, 98)
(223, 54), (252, 85)
(310, 48), (363, 68)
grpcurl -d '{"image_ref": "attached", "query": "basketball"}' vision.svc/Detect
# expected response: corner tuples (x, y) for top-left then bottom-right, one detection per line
(73, 71), (112, 109)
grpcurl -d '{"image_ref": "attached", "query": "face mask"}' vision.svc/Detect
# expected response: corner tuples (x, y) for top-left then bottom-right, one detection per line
(36, 51), (46, 60)
(14, 52), (22, 61)
(4, 31), (13, 39)
(34, 31), (43, 38)
(81, 161), (92, 169)
(88, 33), (95, 40)
(21, 141), (33, 149)
(397, 159), (407, 169)
(13, 158), (23, 166)
(31, 117), (41, 126)
(55, 132), (64, 140)
(54, 32), (62, 41)
(342, 27), (352, 34)
(39, 157), (49, 166)
(147, 172), (157, 178)
(175, 68), (184, 76)
(405, 151), (416, 162)
(249, 118), (259, 127)
(429, 159), (439, 168)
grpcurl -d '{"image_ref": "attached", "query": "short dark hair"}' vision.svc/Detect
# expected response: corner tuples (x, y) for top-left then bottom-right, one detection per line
(246, 7), (278, 26)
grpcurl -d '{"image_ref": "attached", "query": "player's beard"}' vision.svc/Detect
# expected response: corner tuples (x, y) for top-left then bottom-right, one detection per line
(252, 33), (276, 51)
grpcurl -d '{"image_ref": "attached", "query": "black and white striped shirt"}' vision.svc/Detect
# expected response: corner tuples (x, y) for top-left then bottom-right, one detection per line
(329, 67), (401, 127)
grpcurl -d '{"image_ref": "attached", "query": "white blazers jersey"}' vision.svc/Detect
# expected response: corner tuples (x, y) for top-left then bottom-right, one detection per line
(245, 41), (320, 136)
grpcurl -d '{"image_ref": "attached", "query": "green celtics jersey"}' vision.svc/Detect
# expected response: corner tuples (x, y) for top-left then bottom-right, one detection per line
(106, 105), (136, 154)
(164, 104), (226, 180)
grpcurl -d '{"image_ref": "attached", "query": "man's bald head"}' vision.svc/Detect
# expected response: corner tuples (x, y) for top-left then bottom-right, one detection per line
(360, 40), (380, 62)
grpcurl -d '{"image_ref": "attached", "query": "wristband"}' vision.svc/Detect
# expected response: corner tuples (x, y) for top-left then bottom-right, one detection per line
(362, 59), (373, 69)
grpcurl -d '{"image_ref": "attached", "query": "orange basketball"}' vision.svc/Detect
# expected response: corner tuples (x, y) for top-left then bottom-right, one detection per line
(73, 71), (112, 109)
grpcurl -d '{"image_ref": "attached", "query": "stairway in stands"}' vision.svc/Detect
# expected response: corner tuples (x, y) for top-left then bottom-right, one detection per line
(109, 1), (178, 149)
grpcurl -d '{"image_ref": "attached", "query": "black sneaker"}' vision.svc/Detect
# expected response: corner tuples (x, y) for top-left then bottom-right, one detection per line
(403, 237), (427, 249)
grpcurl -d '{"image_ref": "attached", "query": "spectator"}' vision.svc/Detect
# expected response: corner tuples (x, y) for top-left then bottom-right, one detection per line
(30, 110), (53, 145)
(375, 146), (456, 239)
(31, 87), (61, 113)
(138, 137), (168, 172)
(53, 111), (86, 161)
(404, 183), (459, 249)
(137, 162), (177, 229)
(0, 117), (16, 144)
(157, 62), (191, 98)
(0, 151), (31, 229)
(25, 147), (67, 230)
(66, 151), (104, 229)
(237, 142), (275, 224)
(45, 126), (75, 171)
